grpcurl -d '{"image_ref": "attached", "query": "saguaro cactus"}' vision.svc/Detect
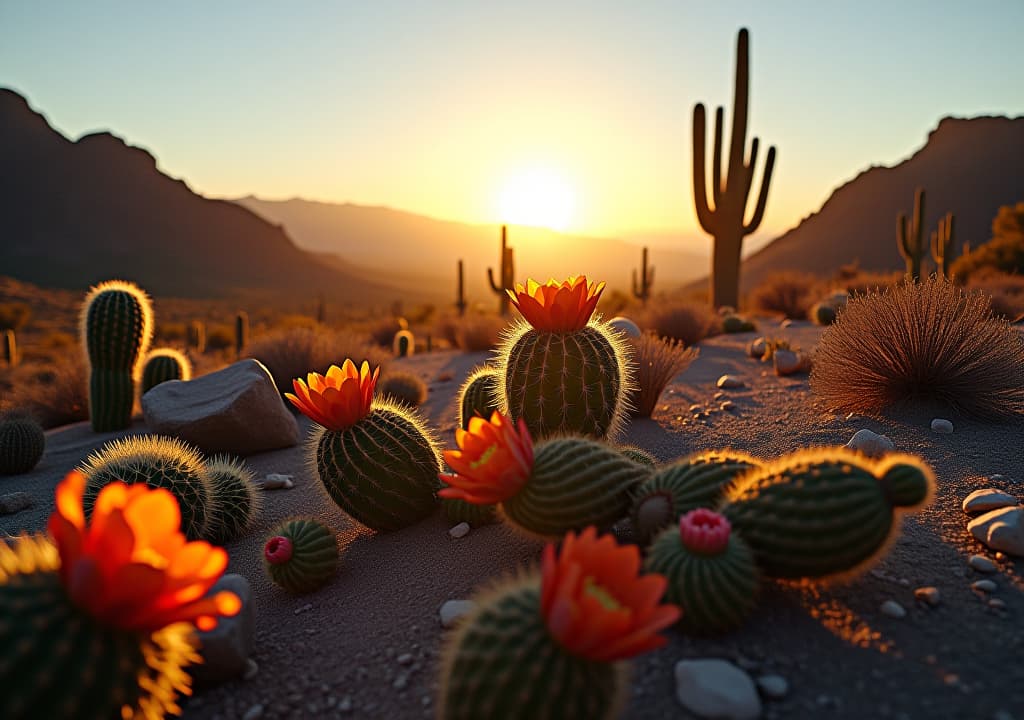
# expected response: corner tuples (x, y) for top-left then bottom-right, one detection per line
(188, 320), (206, 354)
(3, 329), (17, 368)
(455, 259), (467, 316)
(487, 225), (515, 316)
(931, 212), (955, 278)
(632, 246), (655, 305)
(235, 311), (249, 357)
(693, 28), (776, 310)
(898, 188), (926, 281)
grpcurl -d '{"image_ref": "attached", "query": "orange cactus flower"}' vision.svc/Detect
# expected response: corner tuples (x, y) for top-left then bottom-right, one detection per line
(285, 359), (379, 431)
(47, 470), (241, 634)
(439, 411), (534, 505)
(540, 526), (680, 662)
(508, 276), (606, 332)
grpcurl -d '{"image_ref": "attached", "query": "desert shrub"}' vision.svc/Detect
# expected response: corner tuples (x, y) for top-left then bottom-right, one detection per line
(626, 333), (698, 417)
(641, 301), (718, 347)
(950, 201), (1024, 280)
(965, 270), (1024, 320)
(6, 353), (89, 428)
(378, 370), (428, 407)
(368, 316), (407, 348)
(810, 277), (1024, 418)
(246, 326), (389, 395)
(837, 270), (903, 297)
(206, 324), (234, 352)
(748, 271), (821, 319)
(275, 314), (320, 331)
(154, 322), (186, 343)
(597, 288), (632, 317)
(432, 315), (460, 349)
(0, 302), (31, 331)
(455, 314), (507, 352)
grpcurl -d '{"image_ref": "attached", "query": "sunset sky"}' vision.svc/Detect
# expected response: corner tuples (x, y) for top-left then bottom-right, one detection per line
(3, 1), (1022, 250)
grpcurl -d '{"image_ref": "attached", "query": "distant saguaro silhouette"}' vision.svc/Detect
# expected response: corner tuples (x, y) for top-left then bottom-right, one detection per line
(632, 247), (655, 306)
(897, 188), (926, 281)
(455, 259), (468, 316)
(487, 225), (515, 316)
(931, 212), (955, 278)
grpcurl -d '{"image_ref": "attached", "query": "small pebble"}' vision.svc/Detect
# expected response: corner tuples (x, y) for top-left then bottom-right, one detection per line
(914, 587), (941, 607)
(988, 598), (1006, 609)
(448, 522), (470, 539)
(962, 489), (1018, 515)
(243, 658), (259, 680)
(720, 401), (735, 411)
(714, 391), (726, 400)
(0, 492), (32, 515)
(689, 404), (703, 412)
(242, 705), (264, 720)
(780, 319), (793, 328)
(393, 675), (408, 690)
(717, 375), (744, 389)
(972, 580), (997, 593)
(440, 600), (476, 628)
(294, 603), (314, 615)
(845, 429), (895, 458)
(969, 555), (998, 573)
(339, 697), (353, 713)
(756, 674), (790, 700)
(397, 653), (414, 666)
(880, 600), (906, 618)
(930, 418), (954, 434)
(260, 474), (294, 490)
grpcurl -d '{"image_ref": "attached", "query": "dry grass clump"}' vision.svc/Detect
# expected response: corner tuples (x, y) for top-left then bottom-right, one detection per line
(748, 271), (821, 319)
(641, 301), (718, 347)
(810, 277), (1024, 418)
(627, 333), (699, 417)
(837, 270), (903, 297)
(965, 270), (1024, 320)
(454, 314), (507, 352)
(378, 370), (428, 407)
(246, 326), (389, 395)
(3, 353), (89, 428)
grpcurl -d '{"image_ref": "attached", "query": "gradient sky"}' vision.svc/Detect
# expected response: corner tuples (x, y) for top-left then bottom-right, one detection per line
(2, 0), (1022, 249)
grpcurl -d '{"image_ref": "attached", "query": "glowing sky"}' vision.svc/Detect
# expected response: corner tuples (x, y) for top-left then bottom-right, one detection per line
(2, 0), (1022, 248)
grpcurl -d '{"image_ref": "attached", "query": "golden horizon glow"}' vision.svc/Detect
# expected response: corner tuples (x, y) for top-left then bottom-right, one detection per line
(496, 166), (577, 232)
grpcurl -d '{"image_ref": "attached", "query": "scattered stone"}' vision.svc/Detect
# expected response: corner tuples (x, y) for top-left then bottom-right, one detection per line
(0, 492), (32, 515)
(675, 659), (761, 720)
(880, 600), (906, 619)
(714, 391), (726, 400)
(339, 697), (353, 713)
(756, 674), (790, 700)
(608, 316), (642, 339)
(717, 375), (744, 389)
(972, 580), (997, 593)
(968, 506), (1024, 556)
(721, 401), (736, 412)
(845, 429), (895, 458)
(448, 522), (471, 539)
(142, 359), (300, 455)
(990, 474), (1013, 484)
(393, 674), (408, 690)
(773, 349), (808, 376)
(440, 600), (476, 628)
(193, 574), (255, 688)
(988, 598), (1006, 609)
(968, 555), (998, 573)
(294, 603), (314, 615)
(243, 658), (259, 681)
(242, 704), (264, 720)
(260, 473), (294, 490)
(963, 489), (1018, 515)
(397, 653), (414, 666)
(780, 319), (793, 328)
(930, 418), (954, 434)
(689, 404), (704, 412)
(747, 338), (767, 359)
(914, 587), (941, 607)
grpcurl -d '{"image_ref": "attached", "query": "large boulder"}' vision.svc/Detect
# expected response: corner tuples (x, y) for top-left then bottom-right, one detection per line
(191, 573), (255, 688)
(142, 359), (299, 455)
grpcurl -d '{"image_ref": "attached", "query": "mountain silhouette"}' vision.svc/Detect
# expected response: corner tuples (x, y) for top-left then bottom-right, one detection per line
(740, 116), (1024, 289)
(0, 88), (404, 303)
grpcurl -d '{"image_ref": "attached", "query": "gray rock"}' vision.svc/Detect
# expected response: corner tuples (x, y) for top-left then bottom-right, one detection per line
(675, 659), (762, 719)
(439, 600), (476, 628)
(968, 506), (1024, 556)
(0, 491), (32, 515)
(773, 349), (806, 376)
(914, 587), (941, 607)
(971, 580), (997, 593)
(608, 316), (642, 339)
(963, 489), (1018, 515)
(845, 429), (895, 458)
(756, 674), (789, 700)
(747, 338), (767, 359)
(968, 554), (998, 573)
(142, 359), (299, 455)
(448, 522), (471, 539)
(192, 574), (255, 688)
(260, 473), (295, 490)
(930, 418), (954, 434)
(242, 705), (264, 720)
(717, 375), (745, 389)
(880, 600), (906, 619)
(988, 598), (1006, 609)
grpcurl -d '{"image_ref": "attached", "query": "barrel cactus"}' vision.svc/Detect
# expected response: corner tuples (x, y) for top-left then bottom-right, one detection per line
(393, 329), (415, 357)
(378, 370), (428, 407)
(263, 517), (339, 594)
(205, 455), (261, 544)
(0, 411), (45, 476)
(140, 347), (193, 395)
(457, 365), (501, 430)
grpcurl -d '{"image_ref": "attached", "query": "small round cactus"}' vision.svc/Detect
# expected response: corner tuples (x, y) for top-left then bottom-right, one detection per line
(205, 455), (261, 544)
(722, 315), (756, 333)
(811, 302), (837, 325)
(393, 329), (415, 357)
(264, 518), (339, 594)
(457, 365), (500, 430)
(140, 347), (192, 395)
(0, 411), (45, 475)
(378, 371), (428, 407)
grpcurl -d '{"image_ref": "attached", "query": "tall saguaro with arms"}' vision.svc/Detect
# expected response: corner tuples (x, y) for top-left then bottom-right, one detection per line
(692, 28), (776, 310)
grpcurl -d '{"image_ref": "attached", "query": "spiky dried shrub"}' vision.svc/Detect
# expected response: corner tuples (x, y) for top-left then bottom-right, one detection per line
(965, 269), (1024, 320)
(454, 314), (507, 352)
(810, 277), (1024, 418)
(837, 270), (903, 297)
(642, 301), (718, 347)
(246, 326), (389, 395)
(4, 353), (89, 428)
(748, 271), (821, 319)
(627, 333), (699, 417)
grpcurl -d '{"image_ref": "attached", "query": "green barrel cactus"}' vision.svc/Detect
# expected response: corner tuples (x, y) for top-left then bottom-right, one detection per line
(80, 280), (154, 432)
(619, 445), (658, 467)
(457, 365), (500, 430)
(205, 455), (261, 544)
(140, 348), (193, 395)
(78, 435), (213, 541)
(645, 508), (760, 634)
(720, 447), (935, 579)
(632, 450), (761, 546)
(378, 370), (427, 407)
(0, 412), (45, 476)
(263, 518), (339, 594)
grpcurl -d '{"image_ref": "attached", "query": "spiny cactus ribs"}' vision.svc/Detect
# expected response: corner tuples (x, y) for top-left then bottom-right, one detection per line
(0, 412), (45, 475)
(263, 518), (339, 594)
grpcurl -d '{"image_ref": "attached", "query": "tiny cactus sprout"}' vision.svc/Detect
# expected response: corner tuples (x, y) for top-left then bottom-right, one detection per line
(497, 276), (634, 440)
(719, 447), (935, 580)
(393, 328), (415, 357)
(645, 509), (760, 634)
(140, 347), (193, 395)
(286, 360), (442, 532)
(205, 454), (261, 544)
(0, 411), (46, 475)
(378, 370), (428, 407)
(0, 471), (240, 719)
(439, 411), (650, 538)
(456, 364), (501, 430)
(263, 517), (339, 594)
(438, 527), (680, 720)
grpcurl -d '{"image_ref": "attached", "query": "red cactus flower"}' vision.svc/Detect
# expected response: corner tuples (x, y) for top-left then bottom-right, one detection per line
(264, 536), (294, 564)
(439, 411), (534, 505)
(508, 276), (605, 332)
(679, 508), (731, 555)
(285, 359), (379, 431)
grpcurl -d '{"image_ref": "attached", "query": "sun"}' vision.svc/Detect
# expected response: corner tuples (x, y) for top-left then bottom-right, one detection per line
(497, 167), (576, 232)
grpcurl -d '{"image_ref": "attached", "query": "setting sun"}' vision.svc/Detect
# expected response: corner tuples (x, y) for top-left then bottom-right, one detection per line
(497, 167), (577, 232)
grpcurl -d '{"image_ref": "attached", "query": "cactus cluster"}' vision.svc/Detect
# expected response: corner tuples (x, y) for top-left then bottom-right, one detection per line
(0, 412), (45, 475)
(264, 518), (339, 594)
(140, 347), (192, 395)
(205, 455), (261, 544)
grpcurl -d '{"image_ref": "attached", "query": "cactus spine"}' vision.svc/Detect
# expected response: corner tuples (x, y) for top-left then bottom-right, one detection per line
(263, 518), (339, 594)
(140, 348), (192, 395)
(80, 280), (154, 432)
(205, 455), (261, 544)
(931, 211), (955, 278)
(0, 412), (45, 475)
(719, 448), (934, 580)
(455, 259), (468, 316)
(693, 28), (776, 310)
(3, 329), (18, 368)
(457, 365), (500, 430)
(188, 320), (206, 354)
(487, 225), (515, 316)
(235, 311), (249, 357)
(393, 329), (415, 357)
(631, 246), (655, 306)
(897, 188), (926, 281)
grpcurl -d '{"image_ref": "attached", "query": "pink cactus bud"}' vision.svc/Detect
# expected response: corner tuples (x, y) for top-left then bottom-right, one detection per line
(264, 535), (293, 564)
(679, 508), (731, 555)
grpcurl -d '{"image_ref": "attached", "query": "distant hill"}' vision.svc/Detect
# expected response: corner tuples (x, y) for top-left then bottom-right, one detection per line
(0, 88), (405, 304)
(233, 197), (708, 306)
(741, 116), (1024, 290)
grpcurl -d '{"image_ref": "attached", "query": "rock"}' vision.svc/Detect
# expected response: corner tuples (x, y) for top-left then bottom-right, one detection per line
(747, 338), (767, 359)
(914, 587), (941, 607)
(192, 574), (255, 688)
(963, 489), (1018, 515)
(260, 473), (294, 490)
(988, 598), (1006, 609)
(721, 401), (736, 412)
(448, 522), (471, 539)
(397, 653), (414, 666)
(675, 659), (761, 720)
(756, 674), (789, 700)
(0, 491), (32, 515)
(142, 359), (300, 455)
(439, 600), (476, 628)
(717, 375), (745, 389)
(243, 658), (259, 680)
(780, 319), (793, 328)
(242, 704), (264, 720)
(608, 316), (642, 339)
(880, 600), (906, 619)
(968, 555), (998, 573)
(971, 580), (997, 593)
(969, 506), (1024, 556)
(845, 429), (895, 458)
(773, 349), (808, 376)
(930, 418), (954, 434)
